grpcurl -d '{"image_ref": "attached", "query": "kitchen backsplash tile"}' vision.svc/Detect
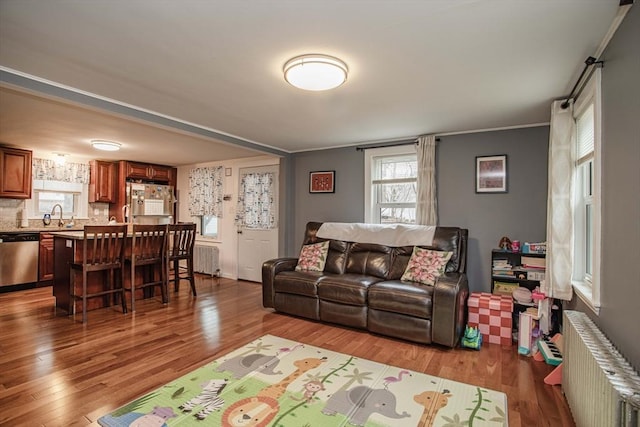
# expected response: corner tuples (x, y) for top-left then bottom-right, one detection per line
(0, 198), (110, 231)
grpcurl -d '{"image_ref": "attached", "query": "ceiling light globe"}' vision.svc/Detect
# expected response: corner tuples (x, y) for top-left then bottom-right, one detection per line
(91, 140), (121, 151)
(284, 54), (348, 91)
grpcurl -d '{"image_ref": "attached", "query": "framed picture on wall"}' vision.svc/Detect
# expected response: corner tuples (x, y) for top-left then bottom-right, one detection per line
(309, 170), (335, 193)
(476, 155), (507, 193)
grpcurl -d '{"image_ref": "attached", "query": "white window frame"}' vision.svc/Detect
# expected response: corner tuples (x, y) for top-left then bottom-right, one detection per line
(201, 215), (219, 239)
(571, 68), (602, 314)
(26, 180), (89, 220)
(364, 145), (417, 224)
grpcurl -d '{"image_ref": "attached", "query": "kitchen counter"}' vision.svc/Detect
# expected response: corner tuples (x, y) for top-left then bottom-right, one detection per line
(52, 230), (157, 313)
(51, 231), (86, 239)
(0, 227), (85, 233)
(53, 226), (135, 240)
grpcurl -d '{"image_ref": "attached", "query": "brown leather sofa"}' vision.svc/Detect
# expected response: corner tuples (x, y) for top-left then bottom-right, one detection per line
(262, 222), (469, 347)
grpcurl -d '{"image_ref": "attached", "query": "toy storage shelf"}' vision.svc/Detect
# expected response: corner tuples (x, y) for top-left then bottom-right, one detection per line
(491, 249), (546, 293)
(491, 249), (547, 334)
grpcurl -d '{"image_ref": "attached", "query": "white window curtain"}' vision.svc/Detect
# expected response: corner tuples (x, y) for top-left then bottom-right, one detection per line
(188, 166), (223, 217)
(545, 100), (575, 301)
(32, 158), (89, 184)
(235, 172), (276, 229)
(415, 135), (438, 225)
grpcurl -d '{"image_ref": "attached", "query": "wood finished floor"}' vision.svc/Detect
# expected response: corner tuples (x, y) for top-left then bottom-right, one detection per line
(0, 276), (575, 426)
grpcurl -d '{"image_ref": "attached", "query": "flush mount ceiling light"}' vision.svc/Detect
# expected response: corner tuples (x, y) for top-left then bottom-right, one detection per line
(54, 153), (67, 165)
(91, 140), (121, 151)
(283, 54), (348, 91)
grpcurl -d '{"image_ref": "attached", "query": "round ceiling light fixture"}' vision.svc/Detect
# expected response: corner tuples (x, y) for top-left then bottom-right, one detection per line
(283, 54), (348, 91)
(91, 140), (121, 151)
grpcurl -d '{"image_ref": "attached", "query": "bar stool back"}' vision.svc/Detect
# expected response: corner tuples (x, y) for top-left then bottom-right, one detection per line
(167, 223), (197, 296)
(70, 225), (128, 323)
(126, 224), (168, 312)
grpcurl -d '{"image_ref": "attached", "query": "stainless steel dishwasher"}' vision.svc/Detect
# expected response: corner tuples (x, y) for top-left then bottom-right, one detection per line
(0, 232), (39, 287)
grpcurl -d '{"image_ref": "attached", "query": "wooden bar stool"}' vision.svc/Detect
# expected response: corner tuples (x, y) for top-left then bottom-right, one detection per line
(70, 225), (128, 323)
(166, 223), (197, 297)
(125, 224), (168, 312)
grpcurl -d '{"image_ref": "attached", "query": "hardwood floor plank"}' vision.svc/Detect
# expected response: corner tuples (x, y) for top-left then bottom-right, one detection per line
(0, 277), (575, 426)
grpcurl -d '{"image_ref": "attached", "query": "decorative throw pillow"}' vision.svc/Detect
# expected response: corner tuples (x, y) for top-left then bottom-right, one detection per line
(295, 241), (330, 272)
(400, 246), (453, 285)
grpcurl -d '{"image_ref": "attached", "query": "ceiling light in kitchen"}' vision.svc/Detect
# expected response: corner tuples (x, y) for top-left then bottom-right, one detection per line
(54, 154), (66, 165)
(91, 140), (121, 151)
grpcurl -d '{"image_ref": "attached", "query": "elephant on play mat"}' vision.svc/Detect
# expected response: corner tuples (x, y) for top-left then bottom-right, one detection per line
(215, 353), (282, 379)
(322, 385), (410, 426)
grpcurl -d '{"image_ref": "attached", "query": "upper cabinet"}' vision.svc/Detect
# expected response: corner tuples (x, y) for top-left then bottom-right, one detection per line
(124, 161), (173, 183)
(89, 160), (117, 203)
(0, 146), (32, 199)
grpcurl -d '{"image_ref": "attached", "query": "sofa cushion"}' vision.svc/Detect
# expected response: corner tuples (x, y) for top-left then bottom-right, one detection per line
(317, 273), (381, 305)
(345, 243), (393, 278)
(302, 222), (349, 274)
(295, 241), (329, 272)
(273, 271), (322, 297)
(324, 239), (349, 274)
(400, 246), (452, 285)
(368, 280), (434, 319)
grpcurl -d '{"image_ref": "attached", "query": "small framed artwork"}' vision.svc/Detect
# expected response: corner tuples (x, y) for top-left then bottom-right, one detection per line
(476, 155), (507, 193)
(309, 170), (335, 193)
(225, 168), (232, 177)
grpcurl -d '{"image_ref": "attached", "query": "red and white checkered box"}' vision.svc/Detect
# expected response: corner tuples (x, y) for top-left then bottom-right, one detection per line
(467, 292), (513, 346)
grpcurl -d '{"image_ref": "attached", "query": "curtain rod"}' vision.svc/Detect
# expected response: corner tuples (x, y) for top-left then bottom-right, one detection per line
(355, 137), (441, 151)
(561, 56), (603, 109)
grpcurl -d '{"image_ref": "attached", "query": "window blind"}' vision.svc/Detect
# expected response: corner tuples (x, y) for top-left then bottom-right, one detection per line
(576, 103), (595, 162)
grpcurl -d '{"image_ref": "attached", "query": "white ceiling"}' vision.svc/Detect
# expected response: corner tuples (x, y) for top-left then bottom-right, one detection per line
(0, 0), (623, 166)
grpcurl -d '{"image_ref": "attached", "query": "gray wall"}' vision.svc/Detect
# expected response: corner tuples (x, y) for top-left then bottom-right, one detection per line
(572, 4), (639, 371)
(292, 147), (365, 250)
(438, 127), (549, 292)
(290, 126), (549, 293)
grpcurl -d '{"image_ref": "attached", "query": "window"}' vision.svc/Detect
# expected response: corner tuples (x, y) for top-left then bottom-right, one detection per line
(201, 215), (219, 238)
(35, 190), (79, 216)
(364, 145), (417, 224)
(572, 69), (601, 312)
(27, 179), (88, 219)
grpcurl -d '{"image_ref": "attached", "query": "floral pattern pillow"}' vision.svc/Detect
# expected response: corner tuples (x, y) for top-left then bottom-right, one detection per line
(295, 241), (330, 272)
(401, 246), (453, 285)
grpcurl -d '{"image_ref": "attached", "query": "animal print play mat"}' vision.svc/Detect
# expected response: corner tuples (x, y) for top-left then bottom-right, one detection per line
(98, 334), (507, 426)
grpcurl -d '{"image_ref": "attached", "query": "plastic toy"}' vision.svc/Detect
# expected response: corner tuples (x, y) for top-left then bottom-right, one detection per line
(461, 325), (482, 350)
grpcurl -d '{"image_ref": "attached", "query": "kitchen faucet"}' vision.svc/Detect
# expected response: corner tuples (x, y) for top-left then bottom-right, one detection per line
(51, 204), (64, 227)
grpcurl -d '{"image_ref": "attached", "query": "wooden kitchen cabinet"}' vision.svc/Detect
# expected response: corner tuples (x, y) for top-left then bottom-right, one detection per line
(39, 232), (55, 284)
(149, 164), (172, 182)
(89, 160), (117, 203)
(124, 161), (173, 183)
(0, 146), (32, 199)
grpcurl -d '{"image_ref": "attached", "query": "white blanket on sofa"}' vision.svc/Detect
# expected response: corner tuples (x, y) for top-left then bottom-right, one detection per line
(317, 222), (436, 247)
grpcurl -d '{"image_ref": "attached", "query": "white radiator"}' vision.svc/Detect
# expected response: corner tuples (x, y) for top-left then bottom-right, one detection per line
(563, 310), (640, 427)
(193, 244), (220, 276)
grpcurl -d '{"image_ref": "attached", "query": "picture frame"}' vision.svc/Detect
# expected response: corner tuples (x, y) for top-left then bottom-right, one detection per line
(476, 155), (507, 193)
(225, 167), (232, 177)
(309, 170), (335, 193)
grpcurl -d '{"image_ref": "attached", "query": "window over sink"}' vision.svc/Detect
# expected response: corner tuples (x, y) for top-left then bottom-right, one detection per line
(26, 180), (88, 219)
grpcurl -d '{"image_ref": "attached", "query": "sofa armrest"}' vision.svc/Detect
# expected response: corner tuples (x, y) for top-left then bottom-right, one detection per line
(261, 258), (298, 308)
(431, 272), (469, 347)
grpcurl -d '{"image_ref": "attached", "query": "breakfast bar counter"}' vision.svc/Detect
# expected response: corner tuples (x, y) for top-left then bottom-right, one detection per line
(52, 231), (159, 314)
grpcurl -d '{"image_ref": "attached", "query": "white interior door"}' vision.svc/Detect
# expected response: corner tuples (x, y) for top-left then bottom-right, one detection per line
(237, 165), (279, 282)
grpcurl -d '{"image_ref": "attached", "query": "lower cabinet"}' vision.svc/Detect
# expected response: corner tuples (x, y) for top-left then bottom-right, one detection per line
(39, 233), (54, 285)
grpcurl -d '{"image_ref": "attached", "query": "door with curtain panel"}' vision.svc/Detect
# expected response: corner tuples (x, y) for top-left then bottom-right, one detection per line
(236, 165), (279, 282)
